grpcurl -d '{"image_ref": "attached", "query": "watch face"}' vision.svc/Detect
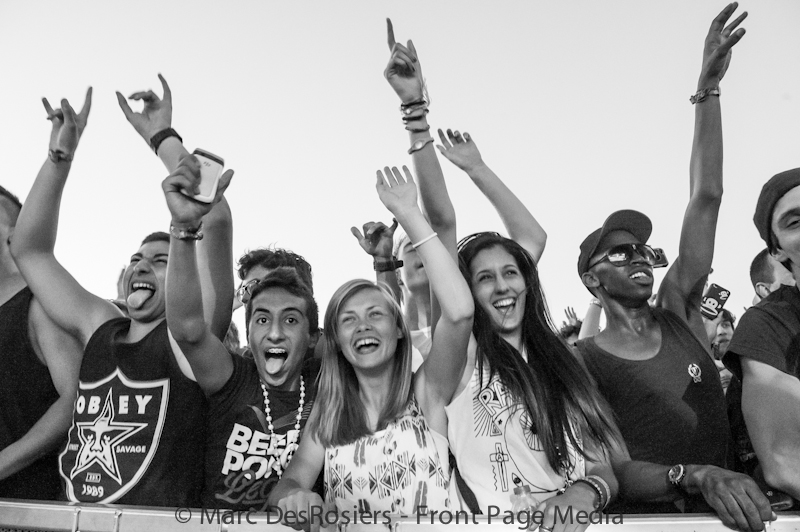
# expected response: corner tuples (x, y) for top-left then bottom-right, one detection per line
(668, 465), (684, 484)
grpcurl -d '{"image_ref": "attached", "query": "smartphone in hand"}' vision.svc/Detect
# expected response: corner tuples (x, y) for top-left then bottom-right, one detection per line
(189, 148), (224, 203)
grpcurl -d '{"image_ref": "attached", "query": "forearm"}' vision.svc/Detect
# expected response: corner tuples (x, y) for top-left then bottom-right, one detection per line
(467, 163), (547, 263)
(376, 270), (402, 304)
(579, 301), (602, 340)
(197, 198), (234, 339)
(614, 460), (679, 502)
(689, 78), (724, 203)
(156, 137), (190, 173)
(408, 118), (457, 253)
(11, 158), (70, 259)
(0, 395), (74, 480)
(167, 232), (207, 343)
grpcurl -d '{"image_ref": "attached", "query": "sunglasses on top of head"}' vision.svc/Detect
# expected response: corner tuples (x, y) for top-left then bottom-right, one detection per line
(236, 279), (261, 304)
(587, 243), (668, 270)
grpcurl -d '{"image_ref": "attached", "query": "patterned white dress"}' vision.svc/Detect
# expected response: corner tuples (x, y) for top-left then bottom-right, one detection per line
(324, 396), (451, 515)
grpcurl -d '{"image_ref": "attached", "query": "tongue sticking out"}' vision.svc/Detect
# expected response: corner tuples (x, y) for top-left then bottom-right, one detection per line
(127, 289), (153, 310)
(264, 356), (286, 374)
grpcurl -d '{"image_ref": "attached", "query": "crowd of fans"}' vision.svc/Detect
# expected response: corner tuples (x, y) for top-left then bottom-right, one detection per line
(2, 4), (799, 532)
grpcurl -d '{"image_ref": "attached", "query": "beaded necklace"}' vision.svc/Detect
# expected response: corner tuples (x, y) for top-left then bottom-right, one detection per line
(259, 375), (305, 478)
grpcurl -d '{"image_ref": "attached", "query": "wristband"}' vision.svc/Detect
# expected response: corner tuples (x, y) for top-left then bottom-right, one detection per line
(170, 222), (203, 241)
(405, 124), (431, 133)
(408, 137), (434, 154)
(573, 477), (607, 511)
(373, 257), (404, 272)
(150, 128), (183, 154)
(412, 232), (438, 249)
(48, 149), (73, 164)
(590, 298), (602, 307)
(689, 88), (720, 104)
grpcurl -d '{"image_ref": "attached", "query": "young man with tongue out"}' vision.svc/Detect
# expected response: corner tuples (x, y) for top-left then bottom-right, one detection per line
(162, 157), (321, 512)
(575, 5), (774, 531)
(11, 79), (234, 507)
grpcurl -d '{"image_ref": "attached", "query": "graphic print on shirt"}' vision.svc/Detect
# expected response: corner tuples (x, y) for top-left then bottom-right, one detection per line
(325, 401), (449, 515)
(473, 371), (579, 494)
(214, 403), (310, 511)
(59, 368), (168, 503)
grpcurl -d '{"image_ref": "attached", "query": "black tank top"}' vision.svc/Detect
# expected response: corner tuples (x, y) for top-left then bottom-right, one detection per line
(577, 307), (728, 467)
(0, 287), (61, 499)
(59, 317), (207, 507)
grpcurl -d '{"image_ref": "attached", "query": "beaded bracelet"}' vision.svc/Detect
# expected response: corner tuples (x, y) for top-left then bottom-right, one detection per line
(689, 87), (720, 105)
(574, 476), (610, 511)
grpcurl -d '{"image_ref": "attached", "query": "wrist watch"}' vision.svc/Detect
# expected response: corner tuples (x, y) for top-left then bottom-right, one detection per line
(668, 464), (687, 493)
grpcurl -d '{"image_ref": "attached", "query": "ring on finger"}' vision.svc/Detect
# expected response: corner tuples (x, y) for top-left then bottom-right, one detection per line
(539, 527), (554, 532)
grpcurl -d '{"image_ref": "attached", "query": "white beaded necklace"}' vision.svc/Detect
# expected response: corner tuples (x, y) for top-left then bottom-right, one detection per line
(260, 376), (305, 478)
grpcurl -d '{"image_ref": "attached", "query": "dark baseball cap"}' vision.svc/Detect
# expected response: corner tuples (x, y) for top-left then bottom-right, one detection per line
(577, 210), (652, 276)
(753, 168), (800, 250)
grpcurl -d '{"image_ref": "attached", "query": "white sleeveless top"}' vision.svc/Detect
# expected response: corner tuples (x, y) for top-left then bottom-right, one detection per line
(445, 363), (585, 511)
(325, 396), (451, 515)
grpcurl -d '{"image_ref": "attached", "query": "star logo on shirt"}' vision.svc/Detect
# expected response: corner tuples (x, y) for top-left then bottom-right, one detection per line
(70, 389), (147, 485)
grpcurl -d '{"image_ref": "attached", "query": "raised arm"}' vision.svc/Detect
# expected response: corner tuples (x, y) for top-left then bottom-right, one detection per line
(117, 74), (233, 339)
(10, 88), (122, 346)
(437, 129), (547, 262)
(162, 154), (235, 394)
(659, 4), (746, 331)
(384, 20), (457, 256)
(350, 219), (402, 303)
(0, 299), (82, 480)
(375, 166), (473, 433)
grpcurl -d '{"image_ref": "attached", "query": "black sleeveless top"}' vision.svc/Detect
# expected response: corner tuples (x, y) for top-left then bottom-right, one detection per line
(0, 287), (61, 499)
(59, 317), (207, 506)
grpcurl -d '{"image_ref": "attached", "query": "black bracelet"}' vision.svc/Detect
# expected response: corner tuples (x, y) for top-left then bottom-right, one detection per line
(373, 257), (404, 272)
(150, 128), (183, 154)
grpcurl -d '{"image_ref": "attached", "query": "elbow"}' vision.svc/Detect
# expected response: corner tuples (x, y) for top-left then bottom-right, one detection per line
(448, 300), (475, 327)
(168, 316), (209, 345)
(693, 186), (723, 206)
(761, 451), (800, 495)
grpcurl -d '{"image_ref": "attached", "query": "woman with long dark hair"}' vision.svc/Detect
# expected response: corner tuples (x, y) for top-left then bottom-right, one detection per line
(446, 232), (622, 526)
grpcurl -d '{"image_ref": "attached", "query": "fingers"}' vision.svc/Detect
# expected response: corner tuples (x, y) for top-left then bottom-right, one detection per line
(401, 165), (415, 184)
(376, 169), (387, 187)
(79, 87), (93, 120)
(158, 73), (172, 103)
(408, 39), (418, 61)
(215, 169), (235, 198)
(386, 18), (396, 50)
(710, 2), (738, 33)
(717, 27), (746, 56)
(42, 98), (61, 121)
(350, 226), (365, 242)
(437, 128), (452, 149)
(61, 99), (77, 127)
(389, 218), (399, 232)
(390, 166), (405, 185)
(116, 91), (134, 119)
(129, 90), (158, 103)
(722, 10), (747, 37)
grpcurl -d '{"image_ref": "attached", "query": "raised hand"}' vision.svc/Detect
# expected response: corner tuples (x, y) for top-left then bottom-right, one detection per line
(42, 88), (92, 156)
(565, 306), (579, 326)
(436, 129), (485, 173)
(700, 3), (747, 86)
(117, 74), (173, 142)
(351, 219), (398, 259)
(383, 19), (425, 104)
(376, 166), (419, 217)
(161, 154), (234, 226)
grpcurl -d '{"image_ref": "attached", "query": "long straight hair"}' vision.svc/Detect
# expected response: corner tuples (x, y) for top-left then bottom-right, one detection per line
(459, 233), (622, 472)
(306, 279), (413, 447)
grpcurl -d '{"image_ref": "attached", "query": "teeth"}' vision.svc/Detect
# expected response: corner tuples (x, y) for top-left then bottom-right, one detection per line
(630, 272), (648, 279)
(266, 348), (287, 355)
(355, 338), (379, 348)
(132, 282), (155, 291)
(493, 298), (515, 309)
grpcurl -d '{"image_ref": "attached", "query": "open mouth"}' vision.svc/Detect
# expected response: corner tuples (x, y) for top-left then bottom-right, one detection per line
(354, 337), (380, 354)
(629, 271), (653, 284)
(127, 282), (156, 310)
(264, 348), (288, 374)
(493, 297), (516, 311)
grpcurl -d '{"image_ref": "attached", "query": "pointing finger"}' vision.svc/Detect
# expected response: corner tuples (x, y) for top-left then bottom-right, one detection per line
(116, 91), (134, 119)
(386, 18), (396, 50)
(79, 87), (93, 120)
(158, 73), (172, 103)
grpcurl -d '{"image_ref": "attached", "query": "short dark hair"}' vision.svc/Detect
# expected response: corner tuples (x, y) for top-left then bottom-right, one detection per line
(719, 308), (736, 329)
(244, 268), (319, 336)
(750, 249), (774, 289)
(238, 247), (313, 293)
(141, 231), (170, 247)
(0, 185), (22, 226)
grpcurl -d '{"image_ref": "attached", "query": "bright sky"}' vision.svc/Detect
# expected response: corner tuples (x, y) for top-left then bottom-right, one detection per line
(3, 0), (799, 337)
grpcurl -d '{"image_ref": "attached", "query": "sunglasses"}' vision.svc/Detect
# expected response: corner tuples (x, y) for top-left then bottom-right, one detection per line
(587, 243), (662, 270)
(236, 279), (260, 304)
